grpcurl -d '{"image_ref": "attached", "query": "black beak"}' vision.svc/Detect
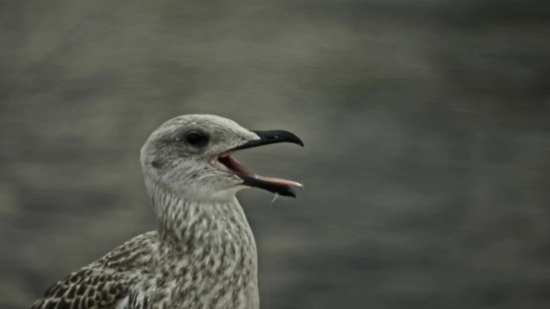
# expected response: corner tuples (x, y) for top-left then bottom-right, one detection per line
(233, 130), (304, 150)
(231, 130), (304, 198)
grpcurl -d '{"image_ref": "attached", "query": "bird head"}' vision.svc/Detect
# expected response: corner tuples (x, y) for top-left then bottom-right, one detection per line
(140, 114), (303, 202)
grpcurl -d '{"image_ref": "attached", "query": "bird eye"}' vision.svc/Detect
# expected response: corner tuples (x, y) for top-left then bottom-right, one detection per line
(185, 131), (208, 147)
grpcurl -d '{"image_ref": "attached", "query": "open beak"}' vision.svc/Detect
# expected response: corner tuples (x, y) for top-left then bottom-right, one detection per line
(212, 130), (304, 197)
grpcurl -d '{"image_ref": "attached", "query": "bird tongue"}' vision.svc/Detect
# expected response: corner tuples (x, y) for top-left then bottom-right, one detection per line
(218, 155), (302, 187)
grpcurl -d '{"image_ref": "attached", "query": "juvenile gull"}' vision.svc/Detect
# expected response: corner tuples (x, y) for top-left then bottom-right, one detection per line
(30, 114), (303, 309)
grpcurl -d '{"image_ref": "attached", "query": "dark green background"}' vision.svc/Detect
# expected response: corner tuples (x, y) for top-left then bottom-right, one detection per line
(1, 1), (550, 308)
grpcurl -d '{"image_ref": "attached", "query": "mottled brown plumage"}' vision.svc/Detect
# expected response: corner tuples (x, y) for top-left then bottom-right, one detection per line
(30, 115), (303, 309)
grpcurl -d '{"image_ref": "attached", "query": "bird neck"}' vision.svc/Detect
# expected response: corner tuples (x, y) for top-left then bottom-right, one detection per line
(150, 185), (254, 251)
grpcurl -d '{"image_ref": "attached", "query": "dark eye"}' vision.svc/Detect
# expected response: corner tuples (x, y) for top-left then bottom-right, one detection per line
(185, 131), (208, 147)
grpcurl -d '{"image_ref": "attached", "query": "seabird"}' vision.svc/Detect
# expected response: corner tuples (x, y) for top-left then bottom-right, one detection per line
(29, 114), (304, 309)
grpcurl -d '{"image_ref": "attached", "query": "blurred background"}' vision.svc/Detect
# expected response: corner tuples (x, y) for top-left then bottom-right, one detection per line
(1, 1), (550, 308)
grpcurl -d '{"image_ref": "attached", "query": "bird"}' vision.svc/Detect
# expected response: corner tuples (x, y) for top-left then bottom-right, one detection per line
(29, 114), (304, 309)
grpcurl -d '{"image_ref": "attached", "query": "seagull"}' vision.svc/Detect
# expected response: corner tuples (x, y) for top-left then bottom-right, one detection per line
(29, 114), (304, 309)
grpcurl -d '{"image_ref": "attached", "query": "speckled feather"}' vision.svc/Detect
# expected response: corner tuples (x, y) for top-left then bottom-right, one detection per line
(29, 232), (158, 309)
(30, 195), (259, 309)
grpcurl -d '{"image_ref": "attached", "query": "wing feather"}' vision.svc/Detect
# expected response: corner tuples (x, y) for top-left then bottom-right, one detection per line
(29, 232), (158, 309)
(30, 269), (132, 309)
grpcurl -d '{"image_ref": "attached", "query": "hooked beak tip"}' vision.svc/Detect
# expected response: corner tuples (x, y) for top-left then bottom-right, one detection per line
(234, 130), (304, 150)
